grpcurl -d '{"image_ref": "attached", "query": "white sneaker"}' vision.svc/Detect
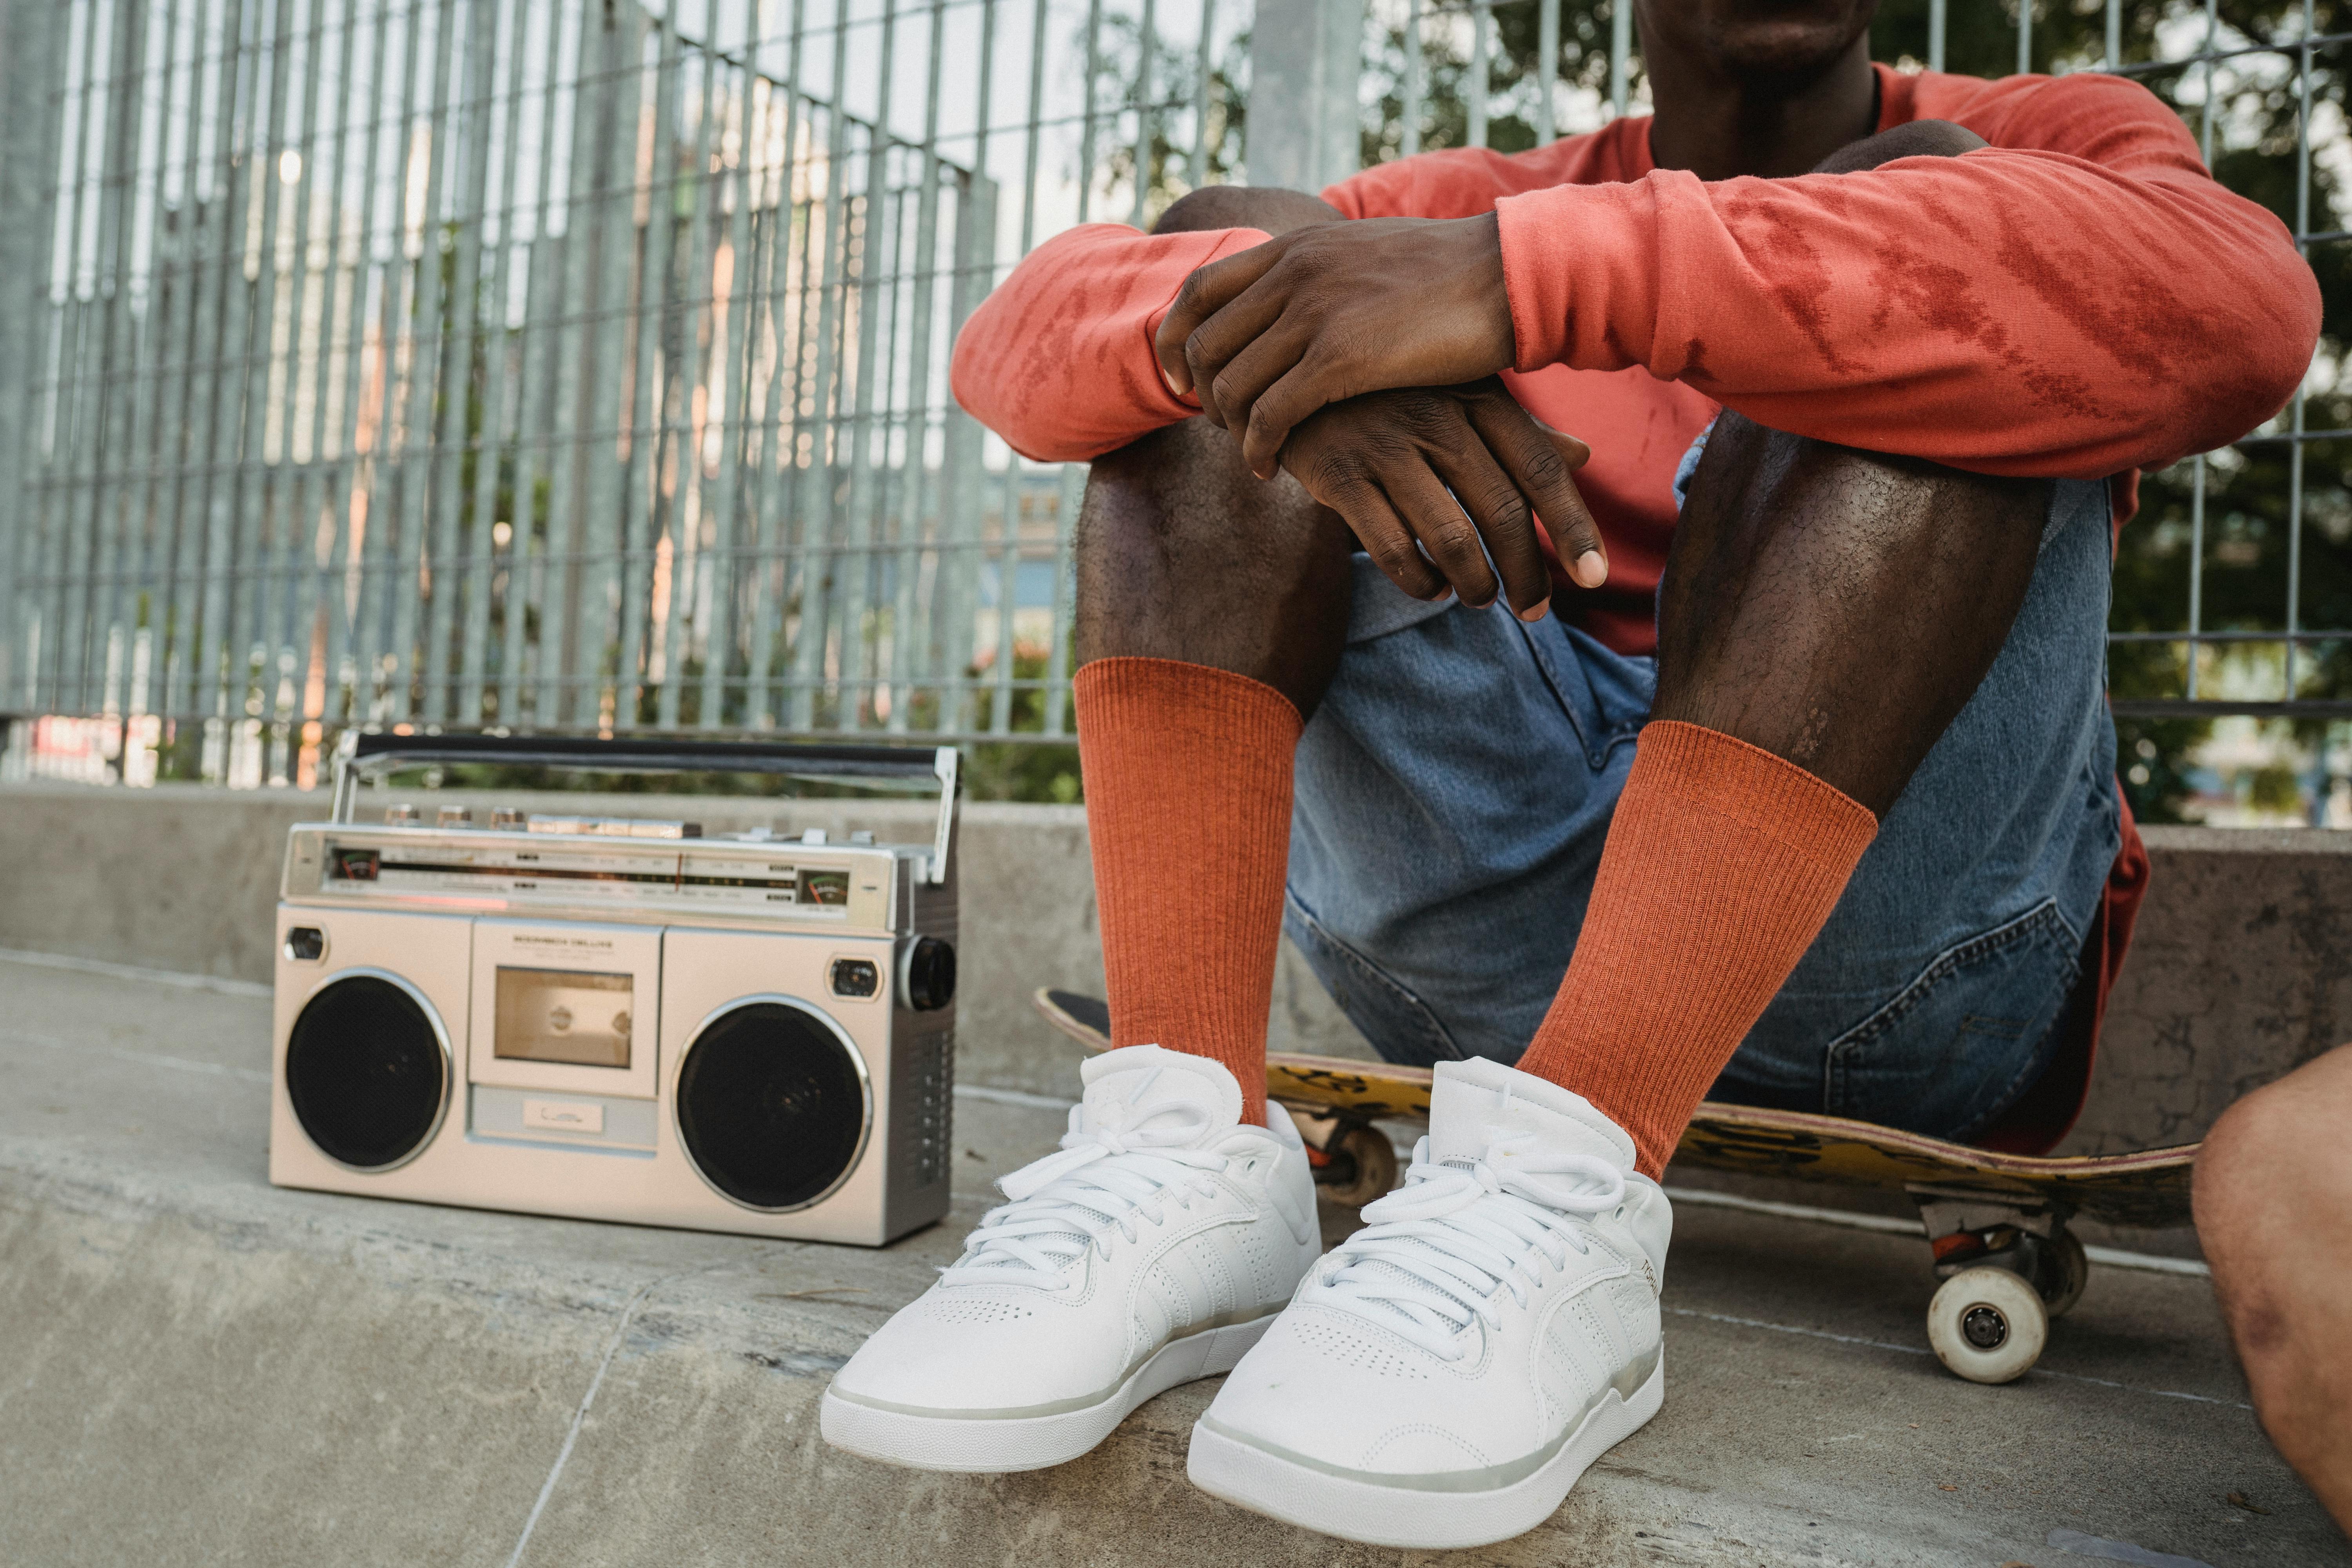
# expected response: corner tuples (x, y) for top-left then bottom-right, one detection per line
(1187, 1057), (1672, 1549)
(821, 1045), (1322, 1472)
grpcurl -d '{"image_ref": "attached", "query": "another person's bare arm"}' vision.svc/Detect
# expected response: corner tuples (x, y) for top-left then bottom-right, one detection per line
(2195, 1044), (2352, 1533)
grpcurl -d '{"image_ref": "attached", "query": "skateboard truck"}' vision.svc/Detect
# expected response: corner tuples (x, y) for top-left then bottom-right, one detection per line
(1906, 1185), (2091, 1385)
(1288, 1104), (1402, 1209)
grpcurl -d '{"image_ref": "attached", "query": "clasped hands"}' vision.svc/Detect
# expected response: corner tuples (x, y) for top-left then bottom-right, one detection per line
(1152, 211), (1606, 619)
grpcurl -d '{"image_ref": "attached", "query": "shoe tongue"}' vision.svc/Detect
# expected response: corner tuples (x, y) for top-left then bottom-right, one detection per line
(1426, 1058), (1637, 1171)
(1077, 1045), (1244, 1145)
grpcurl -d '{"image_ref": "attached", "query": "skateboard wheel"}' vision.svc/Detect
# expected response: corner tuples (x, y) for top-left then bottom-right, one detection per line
(1927, 1267), (2047, 1385)
(1320, 1127), (1399, 1207)
(2043, 1230), (2089, 1319)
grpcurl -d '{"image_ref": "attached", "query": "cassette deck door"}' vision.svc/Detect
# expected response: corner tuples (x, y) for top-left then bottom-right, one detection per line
(467, 921), (663, 1102)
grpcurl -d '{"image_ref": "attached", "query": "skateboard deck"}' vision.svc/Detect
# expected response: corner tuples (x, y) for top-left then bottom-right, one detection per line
(1031, 987), (2193, 1226)
(1033, 986), (2198, 1384)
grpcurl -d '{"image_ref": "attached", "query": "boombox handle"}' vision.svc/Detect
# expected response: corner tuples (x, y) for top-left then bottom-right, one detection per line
(329, 733), (961, 886)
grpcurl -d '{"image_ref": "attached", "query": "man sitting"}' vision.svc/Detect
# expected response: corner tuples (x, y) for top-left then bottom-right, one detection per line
(820, 0), (2319, 1546)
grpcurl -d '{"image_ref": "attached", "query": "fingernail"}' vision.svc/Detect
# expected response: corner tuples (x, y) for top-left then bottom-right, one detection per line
(1573, 550), (1607, 588)
(1518, 598), (1551, 622)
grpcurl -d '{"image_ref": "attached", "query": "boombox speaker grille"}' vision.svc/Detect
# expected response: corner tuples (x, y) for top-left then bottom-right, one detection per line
(677, 1002), (868, 1210)
(286, 975), (450, 1171)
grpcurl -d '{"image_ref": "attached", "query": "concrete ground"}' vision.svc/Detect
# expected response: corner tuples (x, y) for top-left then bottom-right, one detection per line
(2, 950), (2343, 1568)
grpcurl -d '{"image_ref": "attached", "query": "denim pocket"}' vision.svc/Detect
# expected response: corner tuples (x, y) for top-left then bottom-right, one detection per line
(1515, 611), (1628, 766)
(1283, 895), (1466, 1069)
(1822, 898), (2082, 1140)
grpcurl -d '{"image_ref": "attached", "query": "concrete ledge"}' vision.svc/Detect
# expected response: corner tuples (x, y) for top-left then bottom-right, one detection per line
(5, 955), (2339, 1566)
(2, 786), (2345, 1192)
(0, 782), (1367, 1096)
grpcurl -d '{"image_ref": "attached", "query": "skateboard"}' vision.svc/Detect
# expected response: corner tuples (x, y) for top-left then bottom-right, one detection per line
(1031, 988), (2198, 1386)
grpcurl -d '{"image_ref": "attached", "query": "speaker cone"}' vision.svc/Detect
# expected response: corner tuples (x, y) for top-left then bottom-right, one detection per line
(286, 973), (451, 1171)
(676, 1002), (869, 1210)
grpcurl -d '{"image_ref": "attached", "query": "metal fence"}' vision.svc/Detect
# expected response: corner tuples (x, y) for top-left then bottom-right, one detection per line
(0, 0), (2339, 788)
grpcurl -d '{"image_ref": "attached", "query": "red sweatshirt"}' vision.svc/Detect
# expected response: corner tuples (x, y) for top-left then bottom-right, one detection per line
(953, 62), (2318, 656)
(952, 64), (2317, 1146)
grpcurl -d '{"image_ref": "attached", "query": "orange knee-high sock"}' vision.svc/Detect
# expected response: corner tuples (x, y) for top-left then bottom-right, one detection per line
(1074, 657), (1301, 1125)
(1515, 720), (1879, 1177)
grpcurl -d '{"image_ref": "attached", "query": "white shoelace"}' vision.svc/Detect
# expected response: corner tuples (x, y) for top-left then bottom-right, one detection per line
(940, 1069), (1233, 1290)
(1316, 1125), (1626, 1361)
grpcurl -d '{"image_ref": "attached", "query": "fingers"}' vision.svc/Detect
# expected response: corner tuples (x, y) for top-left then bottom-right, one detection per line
(1154, 241), (1285, 396)
(1316, 474), (1448, 601)
(1378, 460), (1501, 609)
(1426, 439), (1553, 619)
(1241, 360), (1346, 479)
(1467, 395), (1607, 597)
(1205, 325), (1310, 456)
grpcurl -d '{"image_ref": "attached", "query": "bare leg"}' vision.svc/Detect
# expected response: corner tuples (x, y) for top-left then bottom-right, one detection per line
(1515, 119), (2065, 1169)
(1073, 187), (1356, 717)
(2196, 1045), (2352, 1532)
(1653, 120), (2051, 817)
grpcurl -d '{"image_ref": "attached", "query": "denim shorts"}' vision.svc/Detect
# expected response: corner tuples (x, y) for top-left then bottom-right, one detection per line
(1283, 446), (2121, 1143)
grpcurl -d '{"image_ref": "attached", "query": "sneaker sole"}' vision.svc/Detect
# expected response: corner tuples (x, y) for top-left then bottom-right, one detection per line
(1185, 1349), (1665, 1549)
(819, 1315), (1278, 1474)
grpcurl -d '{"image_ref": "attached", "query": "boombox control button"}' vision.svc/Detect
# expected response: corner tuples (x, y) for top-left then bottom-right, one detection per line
(283, 926), (327, 963)
(904, 937), (957, 1013)
(829, 958), (881, 1000)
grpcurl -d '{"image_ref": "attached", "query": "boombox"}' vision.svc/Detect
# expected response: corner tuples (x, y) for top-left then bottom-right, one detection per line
(269, 734), (959, 1246)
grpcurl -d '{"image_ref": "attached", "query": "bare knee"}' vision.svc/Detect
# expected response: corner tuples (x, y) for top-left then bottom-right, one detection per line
(1152, 185), (1344, 238)
(1654, 411), (2048, 813)
(2196, 1046), (2352, 1525)
(2197, 1045), (2352, 1319)
(1073, 417), (1352, 714)
(1813, 118), (1985, 175)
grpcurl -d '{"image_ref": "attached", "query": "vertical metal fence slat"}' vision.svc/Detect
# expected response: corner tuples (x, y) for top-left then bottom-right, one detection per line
(652, 5), (727, 731)
(1191, 0), (1216, 185)
(1132, 0), (1158, 222)
(499, 0), (579, 728)
(1535, 0), (1556, 142)
(834, 0), (900, 728)
(2285, 0), (2315, 700)
(936, 0), (995, 732)
(2181, 0), (2218, 703)
(53, 0), (116, 720)
(192, 0), (257, 744)
(85, 0), (154, 730)
(707, 0), (769, 730)
(887, 0), (948, 733)
(143, 0), (202, 727)
(1466, 0), (1485, 149)
(1400, 0), (1421, 158)
(456, 0), (530, 724)
(742, 0), (810, 732)
(267, 0), (326, 777)
(317, 0), (381, 736)
(296, 0), (365, 752)
(615, 6), (683, 729)
(419, 0), (499, 722)
(386, 0), (459, 727)
(227, 0), (295, 757)
(788, 0), (853, 732)
(1077, 0), (1103, 224)
(1609, 0), (1628, 119)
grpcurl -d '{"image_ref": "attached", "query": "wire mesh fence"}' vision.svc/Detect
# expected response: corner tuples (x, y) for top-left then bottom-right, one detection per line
(0, 0), (1250, 786)
(0, 0), (2340, 806)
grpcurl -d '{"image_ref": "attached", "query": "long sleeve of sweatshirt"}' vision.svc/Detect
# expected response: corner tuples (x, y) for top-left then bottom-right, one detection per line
(948, 65), (2319, 477)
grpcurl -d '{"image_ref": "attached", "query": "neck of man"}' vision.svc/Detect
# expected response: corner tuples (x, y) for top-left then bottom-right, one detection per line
(1644, 34), (1880, 181)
